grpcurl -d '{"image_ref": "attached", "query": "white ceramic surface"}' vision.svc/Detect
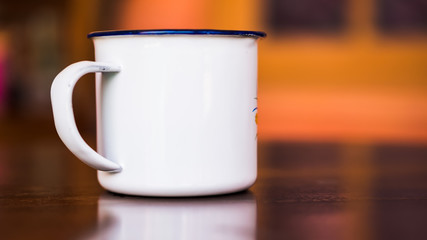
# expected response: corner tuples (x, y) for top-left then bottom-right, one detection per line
(51, 30), (263, 196)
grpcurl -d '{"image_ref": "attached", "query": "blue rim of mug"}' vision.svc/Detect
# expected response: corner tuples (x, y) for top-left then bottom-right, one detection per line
(87, 29), (266, 39)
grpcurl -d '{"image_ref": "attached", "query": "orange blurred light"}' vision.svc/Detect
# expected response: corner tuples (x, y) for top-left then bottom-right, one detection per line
(120, 0), (208, 29)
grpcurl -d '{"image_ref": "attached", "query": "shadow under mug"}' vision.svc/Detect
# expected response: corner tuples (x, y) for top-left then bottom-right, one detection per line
(50, 29), (266, 197)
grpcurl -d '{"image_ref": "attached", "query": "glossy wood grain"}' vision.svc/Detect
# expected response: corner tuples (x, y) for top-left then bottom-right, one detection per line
(1, 118), (427, 239)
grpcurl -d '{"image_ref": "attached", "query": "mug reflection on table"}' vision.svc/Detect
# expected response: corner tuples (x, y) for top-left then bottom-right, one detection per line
(92, 193), (256, 240)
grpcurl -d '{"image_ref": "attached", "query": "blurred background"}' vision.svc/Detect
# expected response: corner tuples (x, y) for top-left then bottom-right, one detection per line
(0, 0), (426, 144)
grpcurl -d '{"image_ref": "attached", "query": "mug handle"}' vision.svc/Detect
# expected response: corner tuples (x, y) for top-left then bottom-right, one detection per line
(51, 61), (122, 172)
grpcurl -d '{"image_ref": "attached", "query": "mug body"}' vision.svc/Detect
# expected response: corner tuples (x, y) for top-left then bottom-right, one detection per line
(92, 31), (260, 196)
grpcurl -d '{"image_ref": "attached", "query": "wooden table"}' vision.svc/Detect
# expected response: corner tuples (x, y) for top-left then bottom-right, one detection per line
(1, 118), (427, 239)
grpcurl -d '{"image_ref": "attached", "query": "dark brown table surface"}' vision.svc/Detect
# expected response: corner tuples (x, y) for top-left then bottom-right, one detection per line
(1, 118), (427, 240)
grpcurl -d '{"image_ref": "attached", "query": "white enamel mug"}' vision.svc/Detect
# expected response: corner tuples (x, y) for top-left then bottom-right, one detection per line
(51, 29), (266, 196)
